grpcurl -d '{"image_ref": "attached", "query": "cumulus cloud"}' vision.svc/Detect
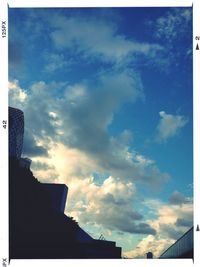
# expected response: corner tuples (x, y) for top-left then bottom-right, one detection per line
(8, 68), (179, 250)
(9, 80), (27, 104)
(27, 139), (157, 236)
(9, 80), (66, 157)
(8, 80), (49, 157)
(9, 77), (169, 239)
(156, 111), (188, 142)
(58, 70), (144, 172)
(124, 196), (193, 258)
(152, 200), (192, 231)
(9, 76), (170, 189)
(59, 75), (169, 187)
(66, 175), (156, 235)
(124, 235), (174, 259)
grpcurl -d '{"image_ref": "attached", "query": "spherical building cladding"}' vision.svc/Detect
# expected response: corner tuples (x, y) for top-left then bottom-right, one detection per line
(9, 107), (24, 159)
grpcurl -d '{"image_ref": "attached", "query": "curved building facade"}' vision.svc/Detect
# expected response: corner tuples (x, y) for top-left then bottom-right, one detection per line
(9, 107), (24, 159)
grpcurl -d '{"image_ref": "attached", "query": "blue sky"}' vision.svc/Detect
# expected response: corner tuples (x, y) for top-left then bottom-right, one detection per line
(9, 7), (193, 258)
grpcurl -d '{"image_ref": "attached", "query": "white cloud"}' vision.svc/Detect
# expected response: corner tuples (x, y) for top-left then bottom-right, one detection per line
(9, 77), (169, 189)
(124, 235), (174, 259)
(153, 8), (192, 42)
(30, 143), (98, 184)
(145, 8), (192, 70)
(29, 141), (156, 236)
(66, 175), (156, 235)
(156, 111), (188, 142)
(134, 154), (154, 167)
(118, 129), (133, 145)
(43, 52), (71, 73)
(49, 13), (162, 63)
(154, 203), (192, 229)
(9, 8), (168, 77)
(65, 84), (88, 103)
(26, 139), (159, 236)
(9, 80), (27, 104)
(124, 197), (193, 258)
(9, 79), (191, 250)
(9, 78), (173, 245)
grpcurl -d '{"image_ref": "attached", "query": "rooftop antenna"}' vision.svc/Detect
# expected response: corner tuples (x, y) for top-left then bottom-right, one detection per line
(99, 234), (106, 240)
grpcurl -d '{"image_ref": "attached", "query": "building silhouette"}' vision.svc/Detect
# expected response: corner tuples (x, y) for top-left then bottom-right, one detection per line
(9, 107), (121, 259)
(159, 227), (193, 259)
(9, 107), (24, 159)
(42, 183), (68, 213)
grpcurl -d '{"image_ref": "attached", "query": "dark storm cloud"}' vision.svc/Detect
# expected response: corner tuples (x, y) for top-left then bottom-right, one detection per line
(23, 132), (48, 157)
(111, 220), (156, 235)
(132, 223), (156, 235)
(76, 183), (156, 236)
(104, 215), (156, 235)
(101, 193), (136, 207)
(159, 224), (184, 240)
(175, 218), (192, 228)
(168, 191), (190, 206)
(31, 161), (55, 171)
(80, 204), (156, 235)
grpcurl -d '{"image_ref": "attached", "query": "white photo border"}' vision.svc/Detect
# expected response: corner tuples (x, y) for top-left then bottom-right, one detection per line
(0, 0), (199, 266)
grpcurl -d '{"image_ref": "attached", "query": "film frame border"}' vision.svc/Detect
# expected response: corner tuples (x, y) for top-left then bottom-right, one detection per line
(0, 0), (199, 266)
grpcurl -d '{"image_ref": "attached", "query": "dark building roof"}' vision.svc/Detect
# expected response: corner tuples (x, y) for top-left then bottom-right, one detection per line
(42, 183), (68, 213)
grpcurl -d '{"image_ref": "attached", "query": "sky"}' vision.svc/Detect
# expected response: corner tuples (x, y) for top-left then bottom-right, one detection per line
(8, 7), (193, 258)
